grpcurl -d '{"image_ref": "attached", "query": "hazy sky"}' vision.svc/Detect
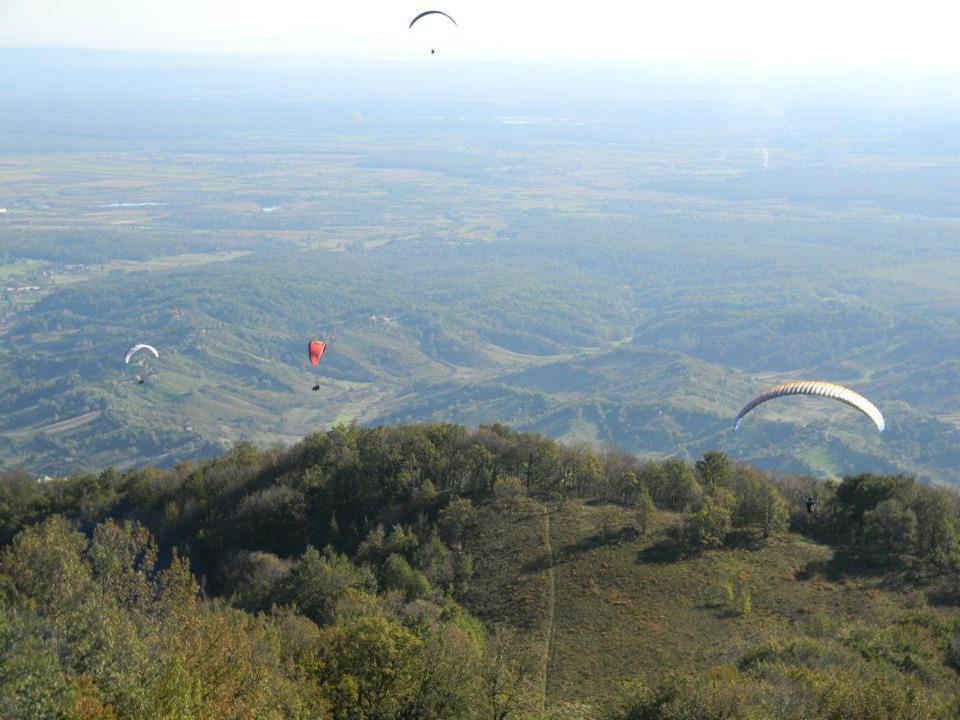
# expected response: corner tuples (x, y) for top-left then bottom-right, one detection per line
(1, 0), (959, 71)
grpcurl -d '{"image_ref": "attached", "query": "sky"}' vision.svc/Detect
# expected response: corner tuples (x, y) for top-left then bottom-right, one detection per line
(1, 0), (960, 72)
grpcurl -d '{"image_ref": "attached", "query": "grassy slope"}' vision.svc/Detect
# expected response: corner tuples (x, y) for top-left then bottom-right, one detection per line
(463, 497), (958, 708)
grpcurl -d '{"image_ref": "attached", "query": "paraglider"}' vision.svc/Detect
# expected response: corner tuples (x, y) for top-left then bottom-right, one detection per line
(734, 381), (885, 433)
(124, 344), (159, 386)
(124, 344), (159, 364)
(308, 340), (326, 366)
(409, 10), (457, 54)
(408, 10), (458, 29)
(307, 339), (327, 391)
(801, 496), (818, 513)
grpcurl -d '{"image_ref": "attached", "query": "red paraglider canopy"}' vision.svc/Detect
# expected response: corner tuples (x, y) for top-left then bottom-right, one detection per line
(308, 339), (327, 366)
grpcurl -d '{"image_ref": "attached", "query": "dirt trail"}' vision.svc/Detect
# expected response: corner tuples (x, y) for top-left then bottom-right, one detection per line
(39, 411), (101, 436)
(541, 510), (557, 711)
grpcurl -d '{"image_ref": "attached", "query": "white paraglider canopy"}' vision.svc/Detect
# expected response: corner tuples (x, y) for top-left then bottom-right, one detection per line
(124, 343), (160, 365)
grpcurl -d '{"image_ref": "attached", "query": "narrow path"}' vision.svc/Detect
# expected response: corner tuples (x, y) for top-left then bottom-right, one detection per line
(541, 509), (557, 712)
(3, 410), (102, 439)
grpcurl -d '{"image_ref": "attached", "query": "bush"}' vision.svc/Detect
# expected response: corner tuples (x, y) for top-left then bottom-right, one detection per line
(682, 496), (731, 549)
(947, 632), (960, 672)
(733, 469), (789, 537)
(630, 488), (655, 537)
(597, 506), (625, 542)
(723, 581), (735, 607)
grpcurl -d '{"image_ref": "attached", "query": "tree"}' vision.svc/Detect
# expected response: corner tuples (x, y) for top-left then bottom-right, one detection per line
(682, 496), (731, 549)
(0, 517), (323, 719)
(464, 444), (496, 496)
(318, 614), (423, 720)
(357, 524), (387, 563)
(494, 476), (525, 511)
(832, 473), (916, 542)
(277, 546), (376, 626)
(479, 626), (538, 720)
(630, 487), (655, 537)
(380, 554), (431, 601)
(602, 444), (639, 502)
(438, 498), (479, 545)
(651, 458), (701, 512)
(732, 469), (789, 537)
(511, 435), (561, 495)
(0, 468), (43, 545)
(611, 469), (640, 505)
(560, 443), (604, 497)
(415, 531), (453, 591)
(695, 452), (733, 492)
(386, 524), (418, 557)
(88, 519), (159, 611)
(910, 488), (958, 569)
(596, 506), (624, 543)
(863, 499), (918, 561)
(229, 484), (309, 557)
(215, 550), (291, 610)
(405, 621), (486, 720)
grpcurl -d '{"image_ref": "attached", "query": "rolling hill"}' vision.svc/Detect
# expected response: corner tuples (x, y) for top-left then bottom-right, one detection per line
(3, 422), (959, 718)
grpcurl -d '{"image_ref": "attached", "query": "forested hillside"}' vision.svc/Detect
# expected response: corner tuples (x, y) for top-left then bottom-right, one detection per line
(3, 423), (960, 718)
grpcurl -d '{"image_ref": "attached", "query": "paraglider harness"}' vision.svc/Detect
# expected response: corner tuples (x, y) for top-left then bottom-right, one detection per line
(801, 496), (817, 514)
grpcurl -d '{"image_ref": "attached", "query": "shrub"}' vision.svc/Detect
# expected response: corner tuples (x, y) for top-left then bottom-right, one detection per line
(630, 488), (655, 537)
(682, 496), (731, 549)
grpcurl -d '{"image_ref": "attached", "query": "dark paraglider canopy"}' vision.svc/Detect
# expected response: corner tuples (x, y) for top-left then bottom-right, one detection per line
(408, 10), (458, 29)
